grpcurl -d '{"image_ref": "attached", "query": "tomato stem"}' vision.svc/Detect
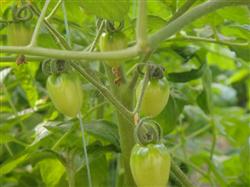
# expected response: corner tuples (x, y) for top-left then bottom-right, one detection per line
(105, 64), (136, 187)
(133, 65), (150, 114)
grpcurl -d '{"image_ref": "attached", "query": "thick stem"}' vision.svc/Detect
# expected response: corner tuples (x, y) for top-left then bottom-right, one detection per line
(0, 45), (139, 61)
(169, 0), (198, 22)
(116, 112), (136, 187)
(105, 66), (136, 187)
(67, 168), (75, 187)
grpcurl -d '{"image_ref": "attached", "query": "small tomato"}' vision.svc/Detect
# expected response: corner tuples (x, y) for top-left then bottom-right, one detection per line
(136, 78), (170, 117)
(99, 31), (127, 67)
(46, 73), (83, 117)
(130, 143), (171, 187)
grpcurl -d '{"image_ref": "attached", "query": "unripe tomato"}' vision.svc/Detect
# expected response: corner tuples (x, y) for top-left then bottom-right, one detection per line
(46, 73), (83, 117)
(99, 31), (127, 67)
(136, 78), (170, 117)
(130, 143), (171, 187)
(8, 22), (32, 46)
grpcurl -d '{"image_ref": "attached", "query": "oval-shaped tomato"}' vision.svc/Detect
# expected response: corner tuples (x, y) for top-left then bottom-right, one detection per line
(136, 78), (170, 117)
(46, 73), (83, 117)
(99, 31), (127, 67)
(8, 22), (32, 46)
(130, 143), (171, 187)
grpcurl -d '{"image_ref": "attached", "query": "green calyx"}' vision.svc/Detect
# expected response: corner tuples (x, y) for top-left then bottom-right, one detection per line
(149, 64), (165, 80)
(134, 118), (162, 146)
(42, 59), (71, 76)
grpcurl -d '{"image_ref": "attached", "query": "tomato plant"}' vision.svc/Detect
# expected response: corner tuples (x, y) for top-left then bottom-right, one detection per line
(47, 73), (83, 117)
(0, 1), (249, 187)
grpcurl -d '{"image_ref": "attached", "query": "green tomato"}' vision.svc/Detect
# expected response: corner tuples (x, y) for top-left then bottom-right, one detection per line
(8, 22), (32, 46)
(130, 143), (171, 187)
(136, 78), (170, 117)
(99, 31), (127, 67)
(46, 73), (83, 117)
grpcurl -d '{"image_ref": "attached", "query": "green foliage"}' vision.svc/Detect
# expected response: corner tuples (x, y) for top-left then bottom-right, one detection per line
(80, 0), (129, 21)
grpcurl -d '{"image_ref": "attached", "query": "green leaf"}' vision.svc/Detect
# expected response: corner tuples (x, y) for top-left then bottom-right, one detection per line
(167, 61), (206, 82)
(197, 90), (210, 114)
(75, 153), (108, 187)
(215, 107), (250, 146)
(167, 48), (207, 83)
(14, 63), (39, 107)
(220, 154), (245, 185)
(155, 94), (186, 134)
(80, 0), (129, 21)
(39, 159), (65, 187)
(0, 133), (14, 144)
(147, 15), (167, 33)
(0, 154), (28, 175)
(230, 45), (250, 62)
(147, 0), (172, 20)
(84, 120), (120, 149)
(217, 7), (250, 24)
(227, 69), (250, 84)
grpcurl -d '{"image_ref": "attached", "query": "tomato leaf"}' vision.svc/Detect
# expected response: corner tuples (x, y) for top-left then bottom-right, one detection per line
(80, 0), (129, 21)
(155, 94), (186, 134)
(167, 49), (207, 83)
(38, 158), (65, 187)
(84, 120), (120, 149)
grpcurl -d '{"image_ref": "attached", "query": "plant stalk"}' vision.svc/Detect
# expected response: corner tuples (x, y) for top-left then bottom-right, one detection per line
(104, 65), (136, 187)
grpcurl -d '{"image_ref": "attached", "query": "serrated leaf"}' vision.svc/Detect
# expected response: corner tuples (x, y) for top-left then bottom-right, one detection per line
(14, 63), (39, 107)
(80, 0), (129, 21)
